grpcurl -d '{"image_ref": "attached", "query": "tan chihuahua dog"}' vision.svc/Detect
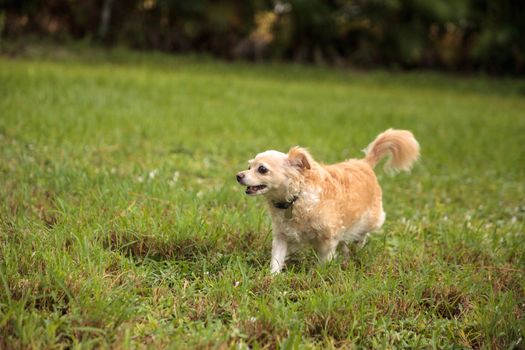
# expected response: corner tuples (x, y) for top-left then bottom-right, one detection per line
(236, 129), (419, 274)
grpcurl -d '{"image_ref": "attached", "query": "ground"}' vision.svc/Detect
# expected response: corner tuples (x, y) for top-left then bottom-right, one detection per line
(0, 45), (524, 349)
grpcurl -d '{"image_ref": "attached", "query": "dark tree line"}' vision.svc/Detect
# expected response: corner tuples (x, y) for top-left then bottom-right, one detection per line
(1, 0), (524, 74)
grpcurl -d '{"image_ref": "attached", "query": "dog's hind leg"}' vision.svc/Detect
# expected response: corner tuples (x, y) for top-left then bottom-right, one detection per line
(339, 241), (350, 256)
(355, 234), (368, 249)
(315, 240), (338, 263)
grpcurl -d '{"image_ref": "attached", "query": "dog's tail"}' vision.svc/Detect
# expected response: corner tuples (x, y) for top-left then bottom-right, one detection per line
(363, 129), (420, 174)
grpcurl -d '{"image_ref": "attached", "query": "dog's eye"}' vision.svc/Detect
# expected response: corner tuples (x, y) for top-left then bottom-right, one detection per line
(258, 165), (268, 174)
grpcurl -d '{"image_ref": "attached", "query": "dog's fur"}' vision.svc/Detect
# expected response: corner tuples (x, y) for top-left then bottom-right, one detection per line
(236, 129), (420, 274)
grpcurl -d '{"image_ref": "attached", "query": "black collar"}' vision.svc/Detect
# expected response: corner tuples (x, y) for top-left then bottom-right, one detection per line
(272, 195), (299, 209)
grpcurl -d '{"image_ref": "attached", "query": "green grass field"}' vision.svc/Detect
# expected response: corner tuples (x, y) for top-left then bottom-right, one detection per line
(1, 45), (524, 349)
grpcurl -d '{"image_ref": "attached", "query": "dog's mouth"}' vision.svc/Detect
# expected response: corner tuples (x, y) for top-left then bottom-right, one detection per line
(245, 185), (268, 195)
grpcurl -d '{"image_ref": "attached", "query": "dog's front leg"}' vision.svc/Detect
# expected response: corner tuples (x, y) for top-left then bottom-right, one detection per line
(270, 236), (288, 274)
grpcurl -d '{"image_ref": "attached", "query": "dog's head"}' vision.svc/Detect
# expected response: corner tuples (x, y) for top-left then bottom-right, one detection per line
(236, 147), (314, 198)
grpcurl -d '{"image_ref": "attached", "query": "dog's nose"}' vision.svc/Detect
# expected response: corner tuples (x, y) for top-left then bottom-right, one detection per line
(236, 173), (245, 183)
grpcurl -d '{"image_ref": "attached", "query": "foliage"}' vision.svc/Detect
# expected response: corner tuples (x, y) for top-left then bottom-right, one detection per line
(1, 0), (524, 73)
(0, 45), (524, 348)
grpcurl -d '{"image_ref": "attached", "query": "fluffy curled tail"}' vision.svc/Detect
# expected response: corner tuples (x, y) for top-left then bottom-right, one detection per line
(363, 129), (420, 174)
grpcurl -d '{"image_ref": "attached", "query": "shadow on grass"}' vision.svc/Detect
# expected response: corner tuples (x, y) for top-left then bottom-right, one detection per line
(104, 230), (212, 261)
(102, 229), (271, 263)
(420, 285), (470, 319)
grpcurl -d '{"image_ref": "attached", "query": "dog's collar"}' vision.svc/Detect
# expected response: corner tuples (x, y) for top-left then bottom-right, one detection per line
(272, 195), (299, 210)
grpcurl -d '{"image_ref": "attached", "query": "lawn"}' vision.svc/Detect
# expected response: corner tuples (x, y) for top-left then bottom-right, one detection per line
(0, 45), (524, 349)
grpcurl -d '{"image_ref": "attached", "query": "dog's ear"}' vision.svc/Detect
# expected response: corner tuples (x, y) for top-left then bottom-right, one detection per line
(287, 146), (313, 170)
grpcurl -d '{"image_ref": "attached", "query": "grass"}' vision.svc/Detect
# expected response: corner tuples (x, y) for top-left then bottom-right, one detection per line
(0, 44), (524, 349)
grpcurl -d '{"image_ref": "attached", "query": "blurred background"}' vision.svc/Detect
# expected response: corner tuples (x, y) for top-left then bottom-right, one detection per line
(1, 0), (524, 74)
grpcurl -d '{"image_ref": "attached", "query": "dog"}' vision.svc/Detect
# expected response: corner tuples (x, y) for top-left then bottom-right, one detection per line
(236, 129), (420, 274)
